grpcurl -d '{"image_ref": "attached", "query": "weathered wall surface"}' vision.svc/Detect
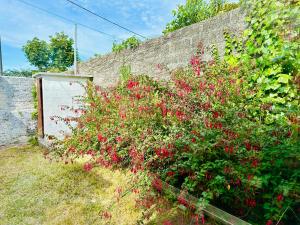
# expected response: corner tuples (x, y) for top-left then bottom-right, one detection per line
(0, 76), (36, 147)
(79, 8), (246, 87)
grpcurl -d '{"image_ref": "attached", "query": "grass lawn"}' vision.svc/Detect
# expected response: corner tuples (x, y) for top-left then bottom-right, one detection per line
(0, 146), (194, 225)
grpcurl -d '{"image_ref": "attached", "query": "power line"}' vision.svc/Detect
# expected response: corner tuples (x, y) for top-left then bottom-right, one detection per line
(65, 0), (147, 40)
(15, 0), (122, 41)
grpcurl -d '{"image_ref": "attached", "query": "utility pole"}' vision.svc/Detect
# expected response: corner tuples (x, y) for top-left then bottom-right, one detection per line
(74, 24), (78, 75)
(0, 36), (3, 76)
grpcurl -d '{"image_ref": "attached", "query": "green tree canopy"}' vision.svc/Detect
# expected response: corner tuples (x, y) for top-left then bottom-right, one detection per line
(23, 37), (50, 71)
(23, 32), (74, 72)
(3, 69), (32, 77)
(163, 0), (240, 34)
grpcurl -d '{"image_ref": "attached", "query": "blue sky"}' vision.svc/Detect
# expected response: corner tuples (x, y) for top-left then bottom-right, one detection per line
(0, 0), (187, 70)
(0, 0), (237, 70)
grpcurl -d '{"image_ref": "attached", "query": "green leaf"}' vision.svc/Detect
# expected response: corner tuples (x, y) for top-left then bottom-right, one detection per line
(277, 74), (291, 84)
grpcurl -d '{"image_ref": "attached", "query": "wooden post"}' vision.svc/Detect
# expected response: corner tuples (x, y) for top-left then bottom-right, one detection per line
(36, 78), (44, 137)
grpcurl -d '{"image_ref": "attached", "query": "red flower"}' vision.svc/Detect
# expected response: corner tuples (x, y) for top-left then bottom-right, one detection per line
(199, 81), (206, 92)
(167, 171), (175, 177)
(116, 136), (123, 143)
(245, 142), (252, 151)
(190, 55), (200, 66)
(177, 196), (189, 207)
(225, 146), (234, 154)
(83, 163), (93, 172)
(115, 94), (121, 101)
(97, 134), (107, 142)
(266, 220), (273, 225)
(175, 110), (185, 121)
(101, 211), (112, 219)
(119, 110), (126, 120)
(135, 93), (142, 100)
(214, 122), (223, 129)
(152, 178), (163, 191)
(127, 80), (139, 90)
(277, 194), (284, 202)
(111, 151), (120, 163)
(201, 215), (205, 224)
(192, 214), (199, 225)
(251, 159), (259, 168)
(157, 101), (168, 117)
(163, 220), (173, 225)
(212, 111), (220, 119)
(155, 147), (171, 159)
(245, 199), (256, 207)
(247, 174), (253, 181)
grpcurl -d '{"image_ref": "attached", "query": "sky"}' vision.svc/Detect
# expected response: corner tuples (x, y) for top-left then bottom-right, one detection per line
(0, 0), (238, 70)
(0, 0), (187, 70)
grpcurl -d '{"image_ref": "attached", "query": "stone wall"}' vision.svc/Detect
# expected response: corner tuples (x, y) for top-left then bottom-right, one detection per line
(0, 76), (36, 147)
(79, 8), (246, 87)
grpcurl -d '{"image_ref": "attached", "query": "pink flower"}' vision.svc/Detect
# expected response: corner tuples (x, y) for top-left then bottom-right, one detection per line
(83, 163), (93, 172)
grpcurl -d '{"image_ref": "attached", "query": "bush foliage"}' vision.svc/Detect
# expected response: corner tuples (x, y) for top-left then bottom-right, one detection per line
(112, 36), (141, 53)
(163, 0), (240, 34)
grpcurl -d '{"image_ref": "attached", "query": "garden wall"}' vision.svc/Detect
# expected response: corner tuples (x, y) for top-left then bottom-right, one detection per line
(0, 76), (36, 147)
(79, 8), (246, 87)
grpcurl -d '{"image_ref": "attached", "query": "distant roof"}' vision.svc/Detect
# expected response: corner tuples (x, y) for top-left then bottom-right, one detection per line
(33, 72), (93, 79)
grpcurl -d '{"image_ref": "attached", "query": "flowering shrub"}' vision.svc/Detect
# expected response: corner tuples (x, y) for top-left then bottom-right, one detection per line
(52, 46), (299, 224)
(51, 1), (299, 224)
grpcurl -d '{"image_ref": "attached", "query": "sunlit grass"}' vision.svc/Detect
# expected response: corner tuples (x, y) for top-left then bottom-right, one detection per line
(0, 146), (204, 225)
(0, 146), (141, 225)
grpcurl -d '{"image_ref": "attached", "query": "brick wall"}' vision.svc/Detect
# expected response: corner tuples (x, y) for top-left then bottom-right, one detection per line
(0, 76), (36, 147)
(79, 8), (246, 87)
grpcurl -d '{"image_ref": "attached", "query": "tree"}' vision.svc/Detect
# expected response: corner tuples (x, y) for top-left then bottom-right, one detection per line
(23, 38), (50, 71)
(49, 33), (74, 71)
(163, 0), (240, 34)
(3, 69), (32, 77)
(23, 32), (74, 72)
